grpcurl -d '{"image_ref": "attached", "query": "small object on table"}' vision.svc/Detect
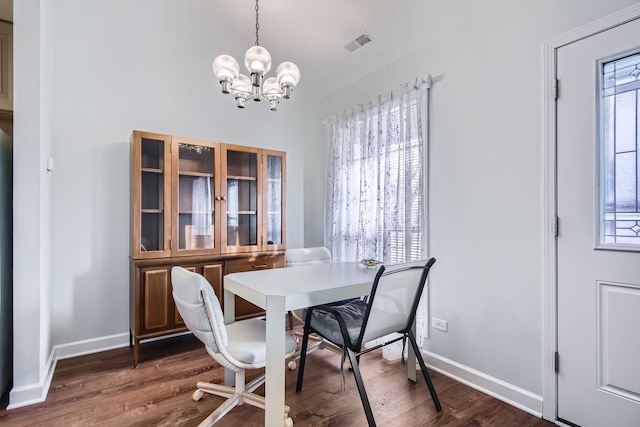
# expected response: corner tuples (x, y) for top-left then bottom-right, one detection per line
(360, 259), (381, 268)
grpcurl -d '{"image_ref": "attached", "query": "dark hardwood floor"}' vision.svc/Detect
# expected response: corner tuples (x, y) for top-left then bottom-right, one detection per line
(0, 334), (553, 426)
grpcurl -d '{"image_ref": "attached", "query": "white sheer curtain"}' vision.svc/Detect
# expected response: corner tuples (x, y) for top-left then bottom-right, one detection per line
(324, 78), (431, 347)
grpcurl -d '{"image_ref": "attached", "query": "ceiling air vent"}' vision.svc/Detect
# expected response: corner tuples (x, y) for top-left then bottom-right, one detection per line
(344, 32), (374, 53)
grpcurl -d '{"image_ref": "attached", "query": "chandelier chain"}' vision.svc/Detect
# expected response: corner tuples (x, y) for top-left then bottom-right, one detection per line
(255, 0), (260, 46)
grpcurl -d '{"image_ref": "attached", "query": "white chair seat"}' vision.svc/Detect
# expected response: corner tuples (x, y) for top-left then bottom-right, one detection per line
(226, 318), (298, 366)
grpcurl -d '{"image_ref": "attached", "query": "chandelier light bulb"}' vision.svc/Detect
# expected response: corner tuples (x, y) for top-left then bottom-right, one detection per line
(245, 46), (272, 82)
(276, 62), (300, 99)
(262, 77), (283, 111)
(212, 55), (240, 94)
(230, 74), (253, 108)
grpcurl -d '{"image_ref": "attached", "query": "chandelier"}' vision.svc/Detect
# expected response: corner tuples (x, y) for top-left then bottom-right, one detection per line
(212, 0), (301, 111)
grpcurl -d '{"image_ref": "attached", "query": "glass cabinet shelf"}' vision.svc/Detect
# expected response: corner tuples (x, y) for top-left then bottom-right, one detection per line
(179, 171), (214, 178)
(178, 210), (215, 215)
(141, 167), (163, 173)
(227, 175), (256, 181)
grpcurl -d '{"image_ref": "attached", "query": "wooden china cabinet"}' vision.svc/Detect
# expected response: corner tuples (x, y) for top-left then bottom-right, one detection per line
(129, 130), (286, 366)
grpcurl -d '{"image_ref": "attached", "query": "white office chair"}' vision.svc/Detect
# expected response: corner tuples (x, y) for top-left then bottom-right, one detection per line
(285, 246), (331, 328)
(284, 246), (332, 267)
(284, 247), (345, 370)
(171, 266), (298, 426)
(295, 258), (441, 426)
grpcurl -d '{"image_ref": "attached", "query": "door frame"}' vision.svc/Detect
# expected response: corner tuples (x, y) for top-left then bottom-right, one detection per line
(542, 3), (640, 422)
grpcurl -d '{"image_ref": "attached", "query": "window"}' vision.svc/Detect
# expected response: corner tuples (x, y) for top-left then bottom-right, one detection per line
(601, 52), (640, 247)
(324, 83), (427, 264)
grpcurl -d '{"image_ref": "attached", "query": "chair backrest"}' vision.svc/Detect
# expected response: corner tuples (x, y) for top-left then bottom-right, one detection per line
(359, 258), (436, 345)
(171, 266), (228, 354)
(285, 247), (332, 267)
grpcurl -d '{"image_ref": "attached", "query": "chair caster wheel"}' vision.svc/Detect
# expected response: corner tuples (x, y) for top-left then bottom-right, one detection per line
(192, 389), (204, 401)
(284, 416), (294, 426)
(288, 360), (297, 370)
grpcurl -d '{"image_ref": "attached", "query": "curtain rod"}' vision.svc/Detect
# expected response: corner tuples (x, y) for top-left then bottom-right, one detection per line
(323, 74), (432, 125)
(414, 74), (431, 89)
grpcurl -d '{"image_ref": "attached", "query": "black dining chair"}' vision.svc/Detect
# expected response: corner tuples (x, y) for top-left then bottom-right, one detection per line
(295, 258), (441, 426)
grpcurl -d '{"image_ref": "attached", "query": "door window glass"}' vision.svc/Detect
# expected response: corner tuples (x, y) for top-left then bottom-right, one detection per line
(601, 52), (640, 246)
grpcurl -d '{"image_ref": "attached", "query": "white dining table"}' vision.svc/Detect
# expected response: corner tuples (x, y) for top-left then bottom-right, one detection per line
(223, 262), (418, 427)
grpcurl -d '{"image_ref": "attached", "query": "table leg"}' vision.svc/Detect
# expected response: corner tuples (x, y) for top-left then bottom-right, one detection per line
(223, 288), (236, 387)
(223, 288), (236, 325)
(265, 296), (286, 427)
(408, 321), (417, 382)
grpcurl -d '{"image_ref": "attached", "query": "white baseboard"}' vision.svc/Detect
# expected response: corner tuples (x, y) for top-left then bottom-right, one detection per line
(7, 333), (130, 409)
(422, 350), (543, 417)
(8, 333), (543, 417)
(7, 347), (57, 410)
(54, 332), (130, 360)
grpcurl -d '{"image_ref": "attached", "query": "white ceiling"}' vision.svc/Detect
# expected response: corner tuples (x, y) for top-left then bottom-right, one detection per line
(209, 0), (436, 100)
(0, 0), (437, 100)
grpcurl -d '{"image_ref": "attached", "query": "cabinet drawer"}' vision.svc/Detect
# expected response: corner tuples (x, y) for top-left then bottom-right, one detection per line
(226, 255), (284, 273)
(225, 255), (284, 319)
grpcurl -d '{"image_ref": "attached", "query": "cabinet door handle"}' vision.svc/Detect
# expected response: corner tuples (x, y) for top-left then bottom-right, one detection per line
(252, 264), (268, 269)
(221, 195), (226, 201)
(215, 196), (221, 201)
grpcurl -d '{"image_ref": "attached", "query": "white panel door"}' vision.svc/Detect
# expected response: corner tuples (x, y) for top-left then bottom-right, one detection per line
(557, 17), (640, 427)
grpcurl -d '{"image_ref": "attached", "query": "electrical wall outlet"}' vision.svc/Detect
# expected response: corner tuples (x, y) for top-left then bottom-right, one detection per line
(432, 317), (448, 332)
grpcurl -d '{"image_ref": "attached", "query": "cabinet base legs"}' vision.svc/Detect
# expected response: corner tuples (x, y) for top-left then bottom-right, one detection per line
(133, 339), (139, 368)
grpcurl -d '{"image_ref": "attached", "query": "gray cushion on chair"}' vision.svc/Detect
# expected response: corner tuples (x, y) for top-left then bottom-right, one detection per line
(308, 300), (368, 348)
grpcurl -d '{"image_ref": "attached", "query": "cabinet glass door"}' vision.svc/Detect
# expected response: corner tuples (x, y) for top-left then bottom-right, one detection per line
(264, 150), (286, 249)
(224, 147), (259, 252)
(173, 139), (219, 255)
(132, 131), (171, 259)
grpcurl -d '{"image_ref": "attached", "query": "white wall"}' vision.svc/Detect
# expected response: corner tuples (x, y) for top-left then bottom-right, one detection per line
(306, 0), (640, 397)
(47, 0), (308, 345)
(11, 0), (55, 407)
(11, 0), (310, 406)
